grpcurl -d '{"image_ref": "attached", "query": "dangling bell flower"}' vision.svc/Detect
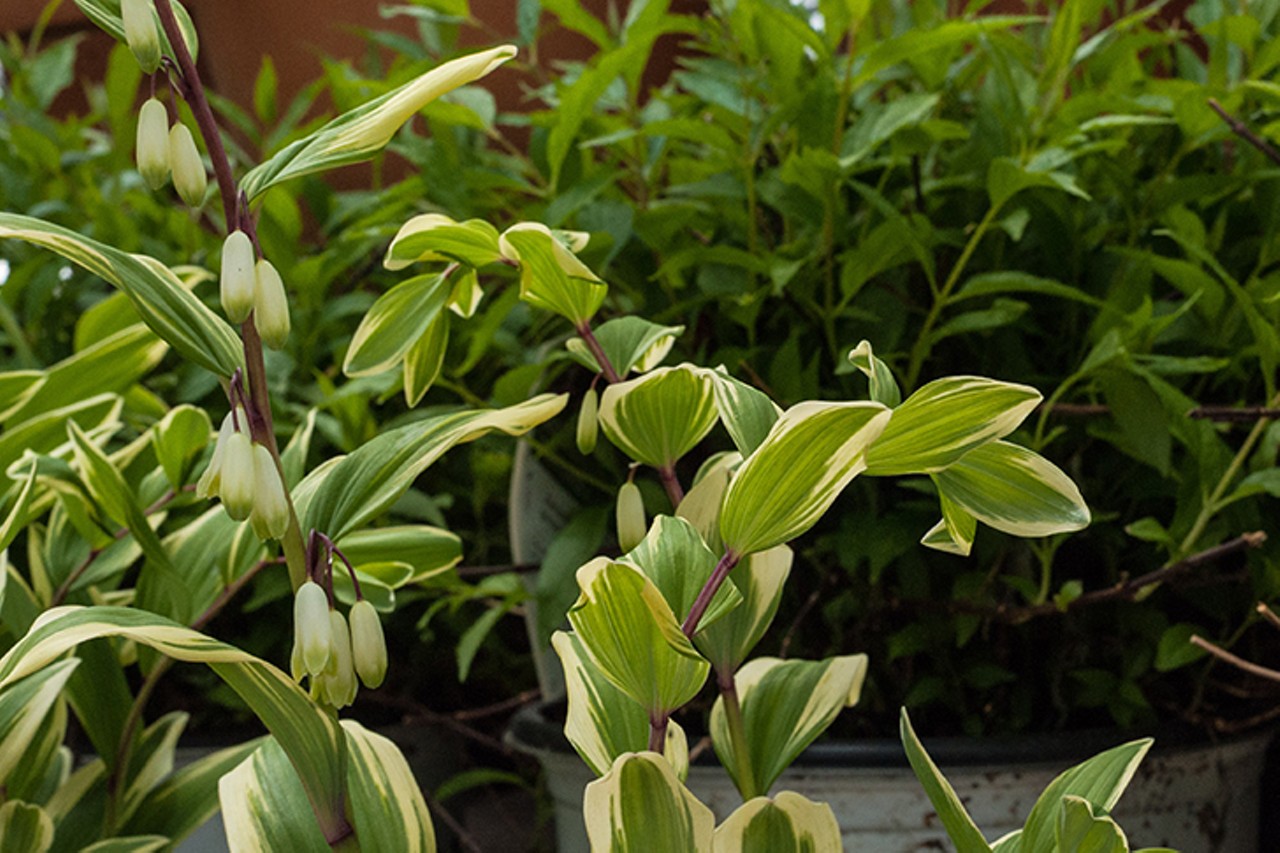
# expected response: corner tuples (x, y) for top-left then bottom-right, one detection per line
(168, 122), (207, 207)
(121, 0), (161, 74)
(218, 430), (256, 521)
(349, 599), (387, 689)
(294, 580), (332, 677)
(220, 230), (256, 323)
(319, 609), (357, 708)
(136, 97), (170, 190)
(196, 406), (245, 499)
(616, 480), (646, 553)
(253, 259), (290, 350)
(248, 443), (290, 540)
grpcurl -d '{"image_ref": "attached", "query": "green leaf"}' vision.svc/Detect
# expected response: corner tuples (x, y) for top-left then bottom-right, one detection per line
(0, 215), (242, 377)
(711, 655), (867, 798)
(73, 0), (200, 64)
(0, 607), (348, 840)
(1154, 624), (1210, 672)
(125, 738), (262, 845)
(553, 630), (648, 776)
(403, 313), (450, 407)
(988, 157), (1090, 209)
(899, 709), (991, 853)
(1020, 738), (1153, 853)
(0, 659), (78, 789)
(0, 800), (54, 853)
(383, 214), (502, 270)
(151, 404), (211, 488)
(565, 317), (684, 377)
(0, 466), (38, 555)
(693, 546), (792, 674)
(599, 365), (719, 469)
(932, 441), (1090, 538)
(241, 46), (517, 199)
(953, 271), (1102, 307)
(708, 368), (782, 457)
(1056, 796), (1129, 853)
(343, 273), (452, 378)
(79, 837), (169, 853)
(711, 792), (841, 853)
(865, 377), (1041, 476)
(920, 491), (978, 556)
(720, 401), (891, 556)
(342, 720), (436, 852)
(621, 515), (741, 633)
(846, 340), (902, 407)
(567, 559), (710, 717)
(118, 712), (187, 828)
(299, 395), (566, 541)
(336, 525), (462, 585)
(219, 738), (330, 852)
(583, 753), (715, 853)
(500, 223), (607, 324)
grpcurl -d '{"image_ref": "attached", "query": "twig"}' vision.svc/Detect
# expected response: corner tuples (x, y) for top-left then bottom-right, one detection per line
(1042, 403), (1109, 417)
(452, 689), (540, 722)
(1188, 405), (1280, 422)
(1190, 634), (1280, 683)
(1208, 98), (1280, 168)
(1257, 602), (1280, 631)
(423, 788), (484, 853)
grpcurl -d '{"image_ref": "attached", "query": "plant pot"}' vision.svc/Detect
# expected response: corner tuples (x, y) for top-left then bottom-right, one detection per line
(507, 701), (1272, 852)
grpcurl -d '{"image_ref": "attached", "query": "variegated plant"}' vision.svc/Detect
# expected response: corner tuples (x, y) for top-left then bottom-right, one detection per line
(0, 2), (561, 849)
(367, 189), (1091, 845)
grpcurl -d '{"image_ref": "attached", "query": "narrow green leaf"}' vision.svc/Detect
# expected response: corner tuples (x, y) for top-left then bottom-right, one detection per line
(344, 273), (451, 378)
(583, 753), (715, 853)
(241, 46), (517, 199)
(709, 368), (781, 457)
(125, 738), (263, 845)
(403, 313), (450, 407)
(932, 441), (1090, 538)
(900, 709), (991, 853)
(846, 340), (902, 407)
(0, 215), (242, 377)
(720, 401), (891, 556)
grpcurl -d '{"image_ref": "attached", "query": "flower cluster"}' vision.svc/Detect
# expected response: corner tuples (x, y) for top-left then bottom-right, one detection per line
(219, 230), (290, 348)
(195, 405), (290, 540)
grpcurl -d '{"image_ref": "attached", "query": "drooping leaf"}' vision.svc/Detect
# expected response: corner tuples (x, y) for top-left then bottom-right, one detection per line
(720, 402), (891, 556)
(403, 312), (450, 407)
(567, 559), (710, 717)
(711, 655), (868, 798)
(500, 223), (607, 324)
(343, 273), (452, 378)
(583, 752), (715, 853)
(920, 491), (978, 556)
(240, 46), (517, 199)
(383, 214), (503, 270)
(0, 215), (242, 377)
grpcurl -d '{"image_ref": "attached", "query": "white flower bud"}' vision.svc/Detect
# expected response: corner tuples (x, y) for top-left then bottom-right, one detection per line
(220, 231), (256, 324)
(121, 0), (161, 74)
(248, 443), (290, 540)
(195, 408), (237, 499)
(136, 97), (170, 190)
(322, 609), (357, 708)
(617, 481), (646, 553)
(168, 122), (206, 207)
(218, 430), (255, 521)
(576, 388), (598, 455)
(253, 259), (290, 350)
(349, 600), (387, 689)
(290, 633), (305, 682)
(294, 581), (332, 677)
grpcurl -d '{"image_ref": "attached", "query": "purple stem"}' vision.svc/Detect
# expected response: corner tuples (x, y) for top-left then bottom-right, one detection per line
(682, 550), (740, 639)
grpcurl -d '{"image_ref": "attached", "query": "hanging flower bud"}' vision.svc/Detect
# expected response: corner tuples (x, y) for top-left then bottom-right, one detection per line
(121, 0), (161, 74)
(320, 609), (357, 708)
(196, 408), (238, 499)
(616, 480), (646, 552)
(576, 387), (598, 455)
(253, 259), (290, 350)
(290, 633), (305, 682)
(136, 97), (170, 190)
(168, 122), (207, 207)
(218, 430), (256, 521)
(248, 444), (290, 540)
(220, 231), (256, 323)
(349, 600), (387, 689)
(294, 580), (332, 677)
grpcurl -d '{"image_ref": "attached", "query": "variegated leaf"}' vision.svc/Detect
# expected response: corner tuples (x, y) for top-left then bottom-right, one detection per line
(342, 721), (435, 852)
(79, 836), (170, 853)
(620, 515), (741, 633)
(709, 369), (781, 457)
(299, 395), (566, 541)
(0, 215), (242, 377)
(711, 656), (867, 798)
(1021, 738), (1152, 853)
(1057, 796), (1129, 853)
(499, 223), (606, 324)
(599, 365), (719, 469)
(720, 402), (891, 556)
(0, 659), (78, 787)
(694, 546), (792, 674)
(583, 753), (715, 853)
(565, 317), (684, 377)
(900, 709), (990, 853)
(675, 453), (737, 553)
(335, 526), (462, 585)
(240, 47), (517, 199)
(711, 792), (841, 853)
(0, 800), (53, 853)
(553, 631), (648, 776)
(847, 339), (902, 407)
(567, 559), (710, 717)
(932, 441), (1090, 538)
(0, 394), (122, 477)
(0, 607), (348, 841)
(864, 377), (1040, 476)
(384, 214), (503, 270)
(920, 491), (978, 556)
(72, 0), (200, 63)
(119, 712), (187, 828)
(151, 405), (210, 489)
(220, 738), (330, 852)
(343, 273), (452, 378)
(403, 312), (449, 407)
(124, 739), (263, 845)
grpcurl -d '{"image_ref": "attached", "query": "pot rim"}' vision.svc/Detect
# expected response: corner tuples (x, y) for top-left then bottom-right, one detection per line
(508, 698), (1276, 769)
